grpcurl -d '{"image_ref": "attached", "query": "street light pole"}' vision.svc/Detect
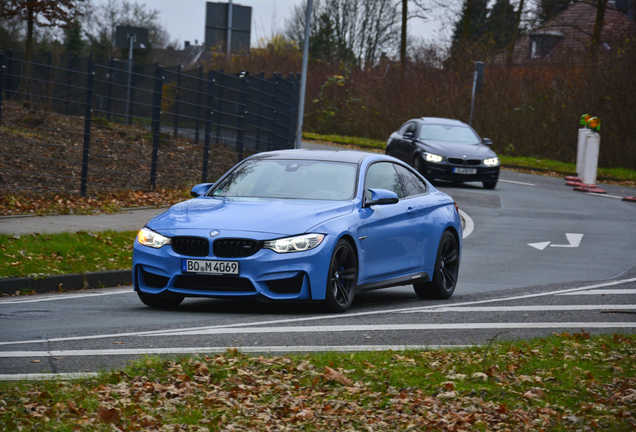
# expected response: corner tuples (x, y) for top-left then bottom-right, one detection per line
(295, 0), (312, 148)
(226, 0), (233, 69)
(125, 33), (136, 125)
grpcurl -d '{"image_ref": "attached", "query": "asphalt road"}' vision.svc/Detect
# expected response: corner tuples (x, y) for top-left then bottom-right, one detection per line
(0, 145), (635, 377)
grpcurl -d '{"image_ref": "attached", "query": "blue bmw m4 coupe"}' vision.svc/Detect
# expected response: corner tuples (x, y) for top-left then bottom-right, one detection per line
(133, 149), (462, 312)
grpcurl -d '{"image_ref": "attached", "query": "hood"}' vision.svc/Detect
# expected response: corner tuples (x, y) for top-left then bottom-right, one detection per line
(147, 197), (354, 237)
(418, 140), (495, 159)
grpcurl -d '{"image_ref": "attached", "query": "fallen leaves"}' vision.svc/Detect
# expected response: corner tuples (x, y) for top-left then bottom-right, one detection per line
(0, 335), (634, 431)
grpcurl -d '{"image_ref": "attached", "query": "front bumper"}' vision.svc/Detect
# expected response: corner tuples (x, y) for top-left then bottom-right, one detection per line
(418, 160), (500, 183)
(132, 231), (335, 301)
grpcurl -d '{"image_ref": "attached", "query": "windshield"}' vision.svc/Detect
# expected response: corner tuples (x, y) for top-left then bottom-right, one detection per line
(419, 125), (480, 144)
(210, 159), (358, 200)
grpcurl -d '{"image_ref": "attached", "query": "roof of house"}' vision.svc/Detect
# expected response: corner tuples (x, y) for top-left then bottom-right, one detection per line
(505, 1), (636, 64)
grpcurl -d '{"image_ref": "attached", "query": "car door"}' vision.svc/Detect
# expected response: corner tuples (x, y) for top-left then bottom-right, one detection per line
(356, 162), (420, 283)
(393, 164), (439, 272)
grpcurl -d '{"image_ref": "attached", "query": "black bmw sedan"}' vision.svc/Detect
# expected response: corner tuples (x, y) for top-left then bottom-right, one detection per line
(386, 117), (500, 189)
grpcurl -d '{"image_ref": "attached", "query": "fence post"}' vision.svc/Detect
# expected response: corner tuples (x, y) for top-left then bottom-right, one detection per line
(268, 76), (279, 151)
(195, 65), (202, 144)
(214, 73), (224, 144)
(4, 51), (12, 100)
(150, 65), (164, 190)
(44, 52), (52, 107)
(0, 53), (6, 123)
(106, 58), (114, 121)
(173, 64), (182, 137)
(201, 71), (215, 182)
(236, 73), (248, 162)
(127, 64), (135, 125)
(80, 57), (95, 197)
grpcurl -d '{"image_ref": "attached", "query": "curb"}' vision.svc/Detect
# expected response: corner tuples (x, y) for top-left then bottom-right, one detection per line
(0, 270), (131, 296)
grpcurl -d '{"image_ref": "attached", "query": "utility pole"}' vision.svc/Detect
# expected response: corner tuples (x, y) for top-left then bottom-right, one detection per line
(295, 0), (312, 148)
(125, 33), (136, 125)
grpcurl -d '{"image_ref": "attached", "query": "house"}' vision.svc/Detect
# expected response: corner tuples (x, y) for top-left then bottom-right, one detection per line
(505, 0), (636, 64)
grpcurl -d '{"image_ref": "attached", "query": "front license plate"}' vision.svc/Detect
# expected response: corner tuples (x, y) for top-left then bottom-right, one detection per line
(453, 167), (477, 175)
(182, 259), (239, 275)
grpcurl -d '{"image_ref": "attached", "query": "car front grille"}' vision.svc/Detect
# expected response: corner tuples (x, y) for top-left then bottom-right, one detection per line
(171, 236), (209, 257)
(173, 275), (255, 292)
(448, 158), (481, 166)
(213, 238), (262, 258)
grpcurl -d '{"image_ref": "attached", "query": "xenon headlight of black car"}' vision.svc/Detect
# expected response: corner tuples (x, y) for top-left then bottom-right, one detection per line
(263, 234), (325, 253)
(137, 227), (171, 248)
(483, 157), (500, 167)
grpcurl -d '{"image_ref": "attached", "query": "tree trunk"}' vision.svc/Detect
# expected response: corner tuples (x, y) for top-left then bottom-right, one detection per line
(505, 0), (524, 66)
(591, 0), (608, 62)
(400, 0), (407, 70)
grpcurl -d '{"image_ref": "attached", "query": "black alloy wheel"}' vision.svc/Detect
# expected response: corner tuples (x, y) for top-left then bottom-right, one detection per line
(137, 290), (184, 309)
(325, 239), (358, 312)
(413, 154), (423, 174)
(414, 231), (459, 299)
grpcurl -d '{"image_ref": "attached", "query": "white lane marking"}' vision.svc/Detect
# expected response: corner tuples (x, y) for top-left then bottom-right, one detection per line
(400, 304), (636, 313)
(550, 233), (583, 248)
(145, 322), (636, 337)
(500, 179), (535, 186)
(0, 345), (474, 358)
(2, 277), (635, 346)
(585, 193), (624, 199)
(458, 209), (474, 239)
(0, 372), (98, 381)
(560, 289), (636, 296)
(0, 289), (133, 305)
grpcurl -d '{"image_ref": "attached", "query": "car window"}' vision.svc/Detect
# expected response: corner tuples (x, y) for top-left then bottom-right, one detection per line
(211, 159), (357, 200)
(399, 121), (416, 136)
(395, 164), (427, 197)
(365, 162), (404, 200)
(419, 125), (480, 144)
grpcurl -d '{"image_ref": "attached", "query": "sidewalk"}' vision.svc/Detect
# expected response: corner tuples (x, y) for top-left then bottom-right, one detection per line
(0, 208), (165, 235)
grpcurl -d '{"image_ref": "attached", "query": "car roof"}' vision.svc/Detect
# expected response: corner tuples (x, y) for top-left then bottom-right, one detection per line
(251, 149), (388, 164)
(416, 117), (469, 127)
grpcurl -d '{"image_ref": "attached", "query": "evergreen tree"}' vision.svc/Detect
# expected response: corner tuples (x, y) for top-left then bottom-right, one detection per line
(485, 0), (516, 50)
(450, 0), (489, 58)
(64, 19), (84, 58)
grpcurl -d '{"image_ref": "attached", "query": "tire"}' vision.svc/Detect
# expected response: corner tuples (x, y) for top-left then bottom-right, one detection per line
(483, 180), (497, 189)
(413, 231), (459, 300)
(324, 239), (358, 312)
(413, 154), (423, 173)
(137, 290), (184, 309)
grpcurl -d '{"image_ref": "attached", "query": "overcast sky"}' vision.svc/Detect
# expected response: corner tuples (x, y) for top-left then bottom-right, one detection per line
(94, 0), (460, 49)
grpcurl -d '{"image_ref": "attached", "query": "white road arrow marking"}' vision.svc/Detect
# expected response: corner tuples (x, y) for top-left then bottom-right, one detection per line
(528, 233), (583, 250)
(550, 233), (584, 248)
(528, 241), (551, 250)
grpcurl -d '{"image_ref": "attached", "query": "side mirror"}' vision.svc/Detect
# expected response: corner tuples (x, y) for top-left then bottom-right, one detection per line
(365, 188), (399, 207)
(190, 182), (214, 197)
(482, 137), (493, 146)
(403, 130), (415, 140)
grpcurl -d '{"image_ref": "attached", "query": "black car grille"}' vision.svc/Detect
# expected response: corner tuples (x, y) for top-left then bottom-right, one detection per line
(213, 238), (262, 258)
(171, 236), (209, 257)
(448, 158), (481, 166)
(173, 275), (255, 292)
(140, 268), (169, 288)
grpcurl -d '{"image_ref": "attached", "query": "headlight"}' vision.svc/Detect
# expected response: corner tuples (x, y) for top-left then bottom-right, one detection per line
(424, 152), (443, 163)
(137, 227), (171, 248)
(264, 233), (325, 253)
(483, 157), (500, 167)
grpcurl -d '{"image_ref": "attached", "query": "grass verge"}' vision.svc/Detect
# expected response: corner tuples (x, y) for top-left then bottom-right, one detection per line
(0, 231), (135, 279)
(303, 132), (636, 184)
(0, 333), (633, 430)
